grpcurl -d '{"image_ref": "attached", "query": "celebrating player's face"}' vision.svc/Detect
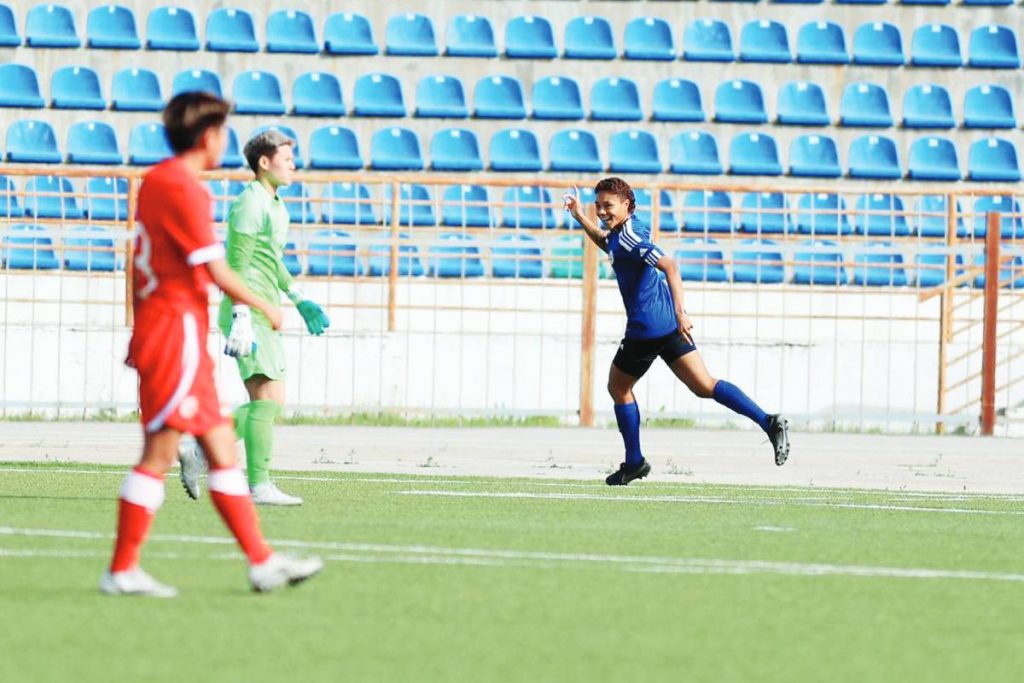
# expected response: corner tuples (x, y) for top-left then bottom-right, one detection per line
(263, 145), (296, 188)
(595, 191), (630, 230)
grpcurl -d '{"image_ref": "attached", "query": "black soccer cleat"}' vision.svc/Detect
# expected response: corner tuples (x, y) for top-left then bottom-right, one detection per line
(766, 414), (790, 466)
(605, 458), (652, 486)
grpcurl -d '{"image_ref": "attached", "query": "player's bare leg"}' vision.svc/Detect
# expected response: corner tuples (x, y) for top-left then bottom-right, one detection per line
(241, 375), (301, 506)
(605, 363), (652, 486)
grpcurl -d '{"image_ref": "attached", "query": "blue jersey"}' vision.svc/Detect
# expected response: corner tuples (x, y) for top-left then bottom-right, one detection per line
(607, 218), (677, 340)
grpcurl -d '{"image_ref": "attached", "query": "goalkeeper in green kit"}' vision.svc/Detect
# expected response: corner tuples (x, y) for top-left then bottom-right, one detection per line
(178, 130), (330, 506)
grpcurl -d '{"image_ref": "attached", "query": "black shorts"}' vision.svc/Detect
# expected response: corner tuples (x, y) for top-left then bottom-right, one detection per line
(612, 330), (697, 379)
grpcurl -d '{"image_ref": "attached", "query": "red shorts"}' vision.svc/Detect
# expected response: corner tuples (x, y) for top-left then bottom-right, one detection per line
(127, 307), (228, 436)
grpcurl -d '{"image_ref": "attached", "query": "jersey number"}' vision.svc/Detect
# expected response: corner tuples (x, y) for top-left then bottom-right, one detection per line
(134, 221), (159, 300)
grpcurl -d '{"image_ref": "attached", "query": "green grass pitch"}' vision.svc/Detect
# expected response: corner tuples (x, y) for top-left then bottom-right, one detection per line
(1, 462), (1022, 682)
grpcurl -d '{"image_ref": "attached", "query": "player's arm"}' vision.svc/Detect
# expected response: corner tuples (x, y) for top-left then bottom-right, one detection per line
(654, 253), (694, 345)
(562, 185), (609, 253)
(207, 259), (282, 330)
(274, 245), (330, 336)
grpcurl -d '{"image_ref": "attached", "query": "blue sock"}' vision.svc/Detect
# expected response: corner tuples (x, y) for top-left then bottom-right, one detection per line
(713, 380), (771, 432)
(614, 402), (644, 466)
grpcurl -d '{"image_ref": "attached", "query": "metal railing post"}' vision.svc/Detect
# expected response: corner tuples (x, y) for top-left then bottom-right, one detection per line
(980, 211), (1000, 435)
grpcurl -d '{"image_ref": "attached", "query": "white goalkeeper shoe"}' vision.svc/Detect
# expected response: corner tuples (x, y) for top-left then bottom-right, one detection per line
(177, 437), (205, 500)
(250, 482), (303, 506)
(249, 553), (324, 593)
(99, 568), (178, 598)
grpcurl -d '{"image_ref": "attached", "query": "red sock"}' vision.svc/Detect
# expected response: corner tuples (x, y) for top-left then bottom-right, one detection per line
(208, 467), (272, 565)
(110, 467), (165, 573)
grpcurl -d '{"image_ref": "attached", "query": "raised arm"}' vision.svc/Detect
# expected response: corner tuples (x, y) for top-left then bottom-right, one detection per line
(562, 185), (609, 253)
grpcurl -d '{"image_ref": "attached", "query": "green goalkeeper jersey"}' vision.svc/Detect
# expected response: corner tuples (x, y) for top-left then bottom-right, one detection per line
(217, 180), (293, 331)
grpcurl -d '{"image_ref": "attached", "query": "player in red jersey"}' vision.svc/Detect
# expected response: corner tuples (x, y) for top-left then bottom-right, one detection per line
(101, 92), (322, 597)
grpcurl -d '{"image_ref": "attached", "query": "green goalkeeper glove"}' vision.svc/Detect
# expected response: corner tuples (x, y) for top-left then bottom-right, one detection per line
(287, 287), (331, 336)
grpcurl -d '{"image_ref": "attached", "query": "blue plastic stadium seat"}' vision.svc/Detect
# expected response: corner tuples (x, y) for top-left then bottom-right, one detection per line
(683, 19), (733, 62)
(428, 233), (485, 278)
(172, 69), (221, 98)
(914, 195), (964, 238)
(221, 128), (243, 168)
(442, 185), (491, 228)
(624, 16), (675, 61)
(972, 195), (1024, 238)
(739, 193), (787, 234)
(354, 73), (405, 117)
(293, 72), (344, 116)
(910, 24), (961, 67)
(501, 186), (555, 229)
(206, 8), (257, 52)
(729, 132), (782, 176)
(733, 239), (785, 284)
(248, 124), (302, 169)
(549, 129), (603, 172)
(0, 64), (45, 108)
(789, 135), (841, 178)
(386, 13), (437, 56)
(847, 135), (901, 180)
(51, 66), (104, 110)
(278, 183), (315, 224)
(971, 253), (1024, 290)
(368, 235), (424, 278)
(550, 235), (604, 279)
(0, 4), (20, 46)
(6, 120), (61, 163)
(609, 130), (661, 174)
(853, 244), (908, 287)
(266, 10), (317, 54)
(85, 177), (128, 221)
(309, 126), (362, 170)
(321, 182), (376, 226)
(854, 194), (910, 236)
(490, 128), (542, 171)
(777, 81), (829, 126)
(652, 79), (703, 122)
(2, 225), (60, 270)
(969, 25), (1020, 69)
(793, 240), (847, 285)
(207, 179), (245, 223)
(324, 12), (377, 55)
(446, 14), (496, 57)
(564, 16), (615, 59)
(794, 194), (852, 235)
(0, 175), (22, 217)
(670, 131), (722, 175)
(307, 230), (363, 277)
(852, 22), (904, 66)
(112, 68), (162, 111)
(839, 83), (892, 128)
(532, 76), (584, 120)
(233, 71), (285, 115)
(430, 128), (482, 171)
(714, 80), (767, 124)
(504, 15), (556, 59)
(26, 3), (79, 48)
(902, 0), (950, 5)
(964, 85), (1016, 129)
(128, 122), (172, 165)
(963, 0), (1013, 4)
(416, 75), (467, 118)
(591, 78), (642, 121)
(88, 5), (139, 49)
(916, 248), (964, 287)
(908, 137), (960, 181)
(64, 226), (118, 271)
(384, 184), (435, 227)
(903, 85), (954, 129)
(23, 176), (82, 219)
(634, 189), (678, 232)
(146, 6), (198, 50)
(796, 21), (847, 64)
(371, 127), (423, 171)
(682, 191), (732, 233)
(473, 75), (526, 119)
(739, 20), (790, 63)
(493, 234), (544, 279)
(968, 138), (1021, 182)
(67, 121), (121, 164)
(675, 239), (728, 282)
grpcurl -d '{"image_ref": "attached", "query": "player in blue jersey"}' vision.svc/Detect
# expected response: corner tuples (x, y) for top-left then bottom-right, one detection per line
(564, 177), (789, 485)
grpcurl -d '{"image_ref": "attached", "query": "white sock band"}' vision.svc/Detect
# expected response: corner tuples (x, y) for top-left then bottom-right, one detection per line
(120, 470), (165, 512)
(207, 468), (249, 496)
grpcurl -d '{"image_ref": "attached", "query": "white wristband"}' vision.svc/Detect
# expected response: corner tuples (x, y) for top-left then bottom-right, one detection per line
(286, 287), (304, 305)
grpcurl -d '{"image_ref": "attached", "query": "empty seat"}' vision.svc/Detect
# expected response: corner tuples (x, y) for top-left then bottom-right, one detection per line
(634, 189), (678, 232)
(968, 25), (1020, 69)
(777, 81), (829, 126)
(428, 234), (484, 278)
(916, 248), (963, 288)
(128, 122), (172, 165)
(907, 137), (960, 181)
(354, 73), (405, 117)
(839, 83), (892, 128)
(490, 128), (542, 171)
(112, 68), (162, 111)
(0, 176), (22, 217)
(493, 234), (544, 279)
(793, 240), (847, 285)
(266, 10), (317, 53)
(0, 64), (45, 108)
(564, 16), (615, 59)
(903, 85), (954, 129)
(292, 72), (344, 116)
(729, 132), (782, 176)
(796, 21), (847, 64)
(652, 79), (703, 122)
(368, 235), (424, 277)
(794, 194), (852, 235)
(321, 182), (376, 226)
(233, 71), (285, 115)
(853, 244), (908, 287)
(64, 226), (119, 271)
(504, 15), (556, 59)
(738, 193), (787, 234)
(207, 179), (245, 223)
(386, 13), (437, 56)
(371, 127), (423, 170)
(442, 184), (491, 228)
(146, 6), (198, 50)
(532, 76), (584, 120)
(714, 80), (767, 124)
(278, 183), (315, 224)
(610, 130), (662, 174)
(383, 184), (435, 227)
(172, 69), (222, 98)
(51, 66), (104, 110)
(430, 128), (482, 171)
(6, 120), (61, 163)
(416, 75), (468, 118)
(683, 19), (733, 62)
(669, 131), (722, 175)
(66, 121), (121, 164)
(914, 195), (965, 238)
(848, 135), (901, 179)
(675, 239), (728, 282)
(963, 85), (1016, 129)
(591, 78), (642, 121)
(26, 3), (80, 48)
(0, 4), (19, 46)
(854, 194), (910, 236)
(2, 225), (60, 270)
(323, 12), (377, 55)
(853, 22), (904, 66)
(206, 8), (257, 52)
(970, 253), (1024, 289)
(473, 75), (526, 119)
(624, 16), (675, 61)
(550, 235), (588, 279)
(968, 138), (1021, 182)
(307, 230), (363, 277)
(85, 177), (127, 221)
(682, 191), (732, 233)
(87, 5), (140, 49)
(501, 186), (555, 229)
(789, 135), (841, 178)
(549, 129), (602, 172)
(23, 176), (82, 219)
(910, 24), (961, 67)
(739, 20), (790, 63)
(732, 239), (785, 284)
(221, 127), (243, 168)
(309, 126), (362, 170)
(973, 195), (1024, 239)
(446, 14), (496, 57)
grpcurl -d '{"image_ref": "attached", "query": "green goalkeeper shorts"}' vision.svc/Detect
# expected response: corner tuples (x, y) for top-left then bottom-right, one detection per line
(233, 324), (286, 381)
